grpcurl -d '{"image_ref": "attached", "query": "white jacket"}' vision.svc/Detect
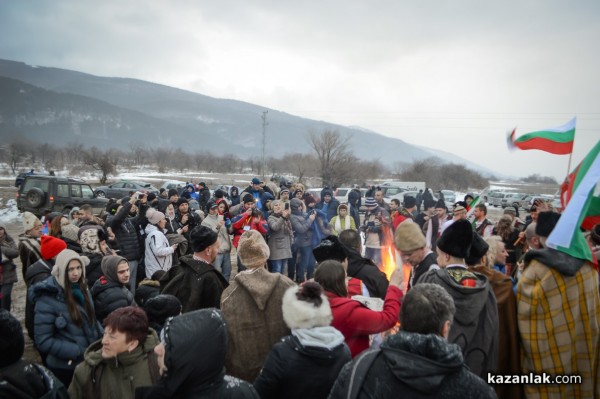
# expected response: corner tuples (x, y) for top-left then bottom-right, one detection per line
(144, 224), (174, 277)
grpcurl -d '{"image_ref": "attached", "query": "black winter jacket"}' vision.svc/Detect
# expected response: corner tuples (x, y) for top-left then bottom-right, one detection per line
(24, 259), (55, 340)
(345, 247), (389, 299)
(0, 359), (69, 399)
(83, 253), (104, 288)
(106, 202), (146, 261)
(328, 331), (496, 399)
(91, 277), (135, 324)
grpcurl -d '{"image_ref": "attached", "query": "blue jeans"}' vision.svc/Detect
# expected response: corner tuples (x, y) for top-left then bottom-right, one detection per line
(1, 283), (13, 311)
(364, 247), (382, 268)
(213, 252), (232, 282)
(270, 259), (288, 274)
(296, 246), (315, 283)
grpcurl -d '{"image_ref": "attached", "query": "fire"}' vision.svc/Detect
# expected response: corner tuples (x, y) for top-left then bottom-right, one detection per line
(379, 226), (411, 285)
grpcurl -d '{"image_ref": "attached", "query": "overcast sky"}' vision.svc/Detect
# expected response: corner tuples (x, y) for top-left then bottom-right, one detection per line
(1, 0), (598, 181)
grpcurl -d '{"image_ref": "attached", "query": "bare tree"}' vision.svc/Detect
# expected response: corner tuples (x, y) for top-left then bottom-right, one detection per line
(285, 153), (317, 184)
(306, 129), (354, 187)
(4, 141), (29, 174)
(83, 147), (116, 184)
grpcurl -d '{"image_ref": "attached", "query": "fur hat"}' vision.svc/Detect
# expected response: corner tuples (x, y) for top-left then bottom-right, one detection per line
(536, 211), (561, 238)
(434, 199), (447, 210)
(167, 188), (179, 198)
(22, 211), (42, 233)
(437, 219), (473, 258)
(403, 196), (417, 208)
(0, 310), (24, 368)
(237, 230), (270, 269)
(313, 235), (347, 263)
(190, 225), (218, 253)
(146, 208), (165, 225)
(282, 282), (332, 329)
(52, 249), (90, 290)
(144, 294), (182, 327)
(40, 235), (67, 261)
(364, 197), (377, 208)
(394, 221), (426, 252)
(423, 199), (436, 209)
(465, 232), (489, 266)
(101, 255), (128, 283)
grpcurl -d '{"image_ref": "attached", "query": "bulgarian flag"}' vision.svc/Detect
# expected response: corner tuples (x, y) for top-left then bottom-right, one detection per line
(547, 140), (600, 262)
(507, 117), (575, 155)
(466, 195), (483, 221)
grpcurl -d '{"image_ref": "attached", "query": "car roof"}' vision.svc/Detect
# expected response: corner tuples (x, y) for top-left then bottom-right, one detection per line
(24, 175), (87, 183)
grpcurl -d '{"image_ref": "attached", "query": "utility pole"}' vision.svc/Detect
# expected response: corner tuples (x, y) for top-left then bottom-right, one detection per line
(261, 111), (268, 180)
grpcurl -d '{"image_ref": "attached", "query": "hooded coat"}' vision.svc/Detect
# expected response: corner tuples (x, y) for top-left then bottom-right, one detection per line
(254, 328), (351, 399)
(91, 256), (135, 324)
(328, 331), (496, 399)
(316, 189), (340, 222)
(419, 266), (499, 379)
(69, 330), (160, 399)
(518, 248), (600, 399)
(135, 309), (259, 399)
(161, 255), (228, 313)
(344, 246), (389, 299)
(221, 267), (295, 382)
(144, 224), (174, 277)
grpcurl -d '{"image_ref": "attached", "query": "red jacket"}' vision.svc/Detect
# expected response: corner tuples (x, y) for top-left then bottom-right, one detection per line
(231, 214), (268, 247)
(325, 285), (403, 358)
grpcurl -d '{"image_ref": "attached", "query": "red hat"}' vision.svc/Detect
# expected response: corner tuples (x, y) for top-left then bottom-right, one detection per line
(40, 235), (67, 261)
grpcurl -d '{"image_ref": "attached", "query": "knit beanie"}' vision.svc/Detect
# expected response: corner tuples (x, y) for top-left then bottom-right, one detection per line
(52, 249), (90, 290)
(0, 310), (24, 368)
(237, 230), (270, 269)
(282, 282), (332, 330)
(101, 255), (128, 283)
(40, 235), (67, 261)
(436, 219), (473, 259)
(290, 198), (303, 211)
(364, 197), (377, 208)
(144, 294), (182, 326)
(175, 197), (189, 208)
(61, 223), (79, 242)
(168, 188), (179, 198)
(394, 221), (426, 252)
(190, 225), (218, 253)
(146, 208), (165, 225)
(78, 225), (103, 254)
(22, 211), (42, 233)
(313, 236), (347, 263)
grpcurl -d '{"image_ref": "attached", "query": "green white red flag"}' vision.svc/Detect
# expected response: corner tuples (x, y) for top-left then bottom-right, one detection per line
(507, 118), (575, 155)
(547, 140), (600, 262)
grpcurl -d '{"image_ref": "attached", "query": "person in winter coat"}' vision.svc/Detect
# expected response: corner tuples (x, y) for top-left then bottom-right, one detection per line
(338, 230), (389, 299)
(106, 195), (148, 295)
(0, 223), (19, 311)
(267, 200), (293, 274)
(221, 230), (295, 382)
(231, 194), (269, 272)
(143, 294), (181, 336)
(230, 185), (241, 207)
(24, 236), (68, 346)
(201, 200), (233, 281)
(0, 309), (69, 399)
(135, 270), (165, 307)
(180, 184), (199, 201)
(29, 249), (103, 387)
(161, 226), (229, 312)
(394, 221), (439, 290)
(317, 188), (340, 222)
(254, 282), (351, 399)
(136, 309), (259, 399)
(289, 198), (316, 283)
(329, 204), (356, 236)
(18, 211), (43, 280)
(144, 208), (177, 278)
(78, 225), (110, 288)
(92, 255), (136, 324)
(314, 260), (403, 358)
(328, 283), (496, 399)
(418, 219), (499, 379)
(242, 177), (266, 210)
(68, 307), (160, 399)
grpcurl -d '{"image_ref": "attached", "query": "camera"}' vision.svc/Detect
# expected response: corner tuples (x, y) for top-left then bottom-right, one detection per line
(284, 202), (290, 211)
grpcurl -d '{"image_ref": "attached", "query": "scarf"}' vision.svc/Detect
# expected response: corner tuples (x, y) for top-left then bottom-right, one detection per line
(71, 283), (85, 306)
(334, 215), (351, 232)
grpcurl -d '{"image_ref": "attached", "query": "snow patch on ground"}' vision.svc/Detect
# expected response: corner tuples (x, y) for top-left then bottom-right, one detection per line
(0, 199), (21, 224)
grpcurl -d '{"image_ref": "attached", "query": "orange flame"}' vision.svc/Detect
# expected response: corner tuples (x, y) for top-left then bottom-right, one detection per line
(379, 226), (411, 284)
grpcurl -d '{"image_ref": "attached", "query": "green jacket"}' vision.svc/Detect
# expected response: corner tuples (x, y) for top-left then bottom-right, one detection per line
(68, 329), (161, 399)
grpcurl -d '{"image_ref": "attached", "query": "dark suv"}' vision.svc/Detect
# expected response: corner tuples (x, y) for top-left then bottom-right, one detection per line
(17, 175), (109, 217)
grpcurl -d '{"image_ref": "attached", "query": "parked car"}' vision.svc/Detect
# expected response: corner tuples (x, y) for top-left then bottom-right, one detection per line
(160, 180), (187, 191)
(520, 194), (553, 212)
(488, 191), (506, 207)
(501, 193), (526, 208)
(379, 185), (409, 199)
(385, 191), (419, 205)
(17, 175), (109, 217)
(94, 181), (159, 199)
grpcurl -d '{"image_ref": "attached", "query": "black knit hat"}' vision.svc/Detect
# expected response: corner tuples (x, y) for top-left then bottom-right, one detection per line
(190, 225), (218, 253)
(0, 310), (24, 367)
(437, 219), (473, 258)
(465, 232), (489, 266)
(536, 211), (561, 238)
(175, 197), (189, 207)
(168, 188), (179, 198)
(313, 235), (347, 263)
(144, 294), (182, 326)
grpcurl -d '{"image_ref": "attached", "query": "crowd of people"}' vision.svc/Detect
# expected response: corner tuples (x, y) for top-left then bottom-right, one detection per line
(0, 175), (599, 399)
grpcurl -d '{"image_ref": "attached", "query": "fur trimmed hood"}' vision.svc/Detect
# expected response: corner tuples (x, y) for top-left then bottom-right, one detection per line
(282, 285), (332, 329)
